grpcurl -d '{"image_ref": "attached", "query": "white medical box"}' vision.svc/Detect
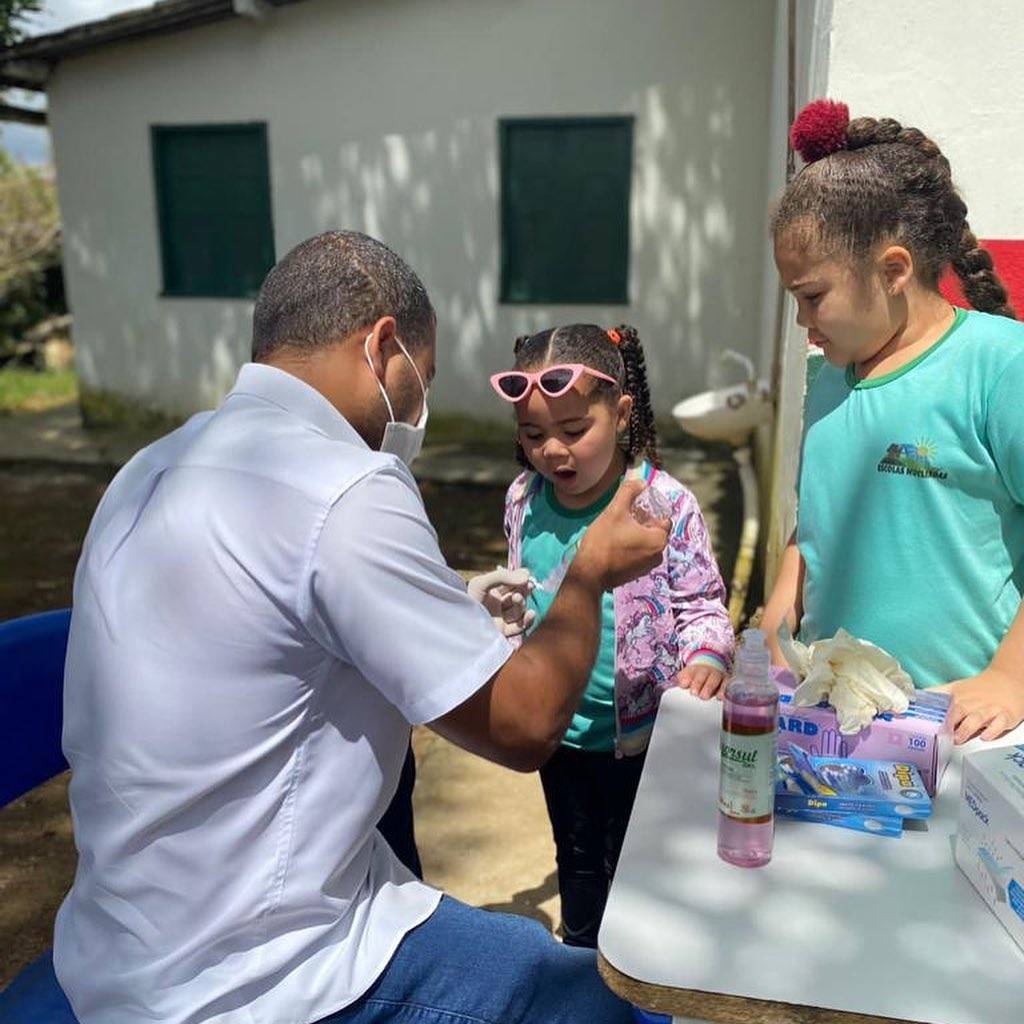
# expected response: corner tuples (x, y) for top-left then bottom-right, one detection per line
(955, 743), (1024, 954)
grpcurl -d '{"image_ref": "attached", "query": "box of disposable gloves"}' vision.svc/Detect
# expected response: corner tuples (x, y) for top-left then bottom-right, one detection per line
(955, 744), (1024, 954)
(773, 629), (953, 795)
(772, 667), (953, 796)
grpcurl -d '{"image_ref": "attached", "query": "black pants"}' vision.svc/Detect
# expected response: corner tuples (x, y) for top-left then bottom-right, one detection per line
(539, 745), (646, 948)
(377, 740), (423, 879)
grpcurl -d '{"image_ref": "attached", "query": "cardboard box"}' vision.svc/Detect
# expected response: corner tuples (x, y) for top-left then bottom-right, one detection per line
(776, 742), (932, 819)
(775, 805), (904, 838)
(955, 743), (1024, 955)
(771, 669), (953, 796)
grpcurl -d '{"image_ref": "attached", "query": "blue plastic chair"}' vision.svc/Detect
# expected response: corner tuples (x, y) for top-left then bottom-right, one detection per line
(633, 1009), (672, 1023)
(0, 609), (79, 1022)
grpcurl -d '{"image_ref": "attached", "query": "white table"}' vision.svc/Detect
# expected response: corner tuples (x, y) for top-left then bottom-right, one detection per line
(598, 688), (1024, 1024)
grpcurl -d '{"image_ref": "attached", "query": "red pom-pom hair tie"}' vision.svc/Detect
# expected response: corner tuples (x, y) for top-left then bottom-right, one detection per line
(790, 99), (850, 163)
(607, 328), (621, 345)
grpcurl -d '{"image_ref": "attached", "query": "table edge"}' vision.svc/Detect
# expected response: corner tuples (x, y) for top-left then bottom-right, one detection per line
(596, 952), (920, 1024)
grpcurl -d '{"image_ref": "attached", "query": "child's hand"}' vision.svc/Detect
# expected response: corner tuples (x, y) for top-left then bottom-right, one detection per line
(677, 664), (725, 701)
(933, 668), (1024, 744)
(466, 567), (536, 638)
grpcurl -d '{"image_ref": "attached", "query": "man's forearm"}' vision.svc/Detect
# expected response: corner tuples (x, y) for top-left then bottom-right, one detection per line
(430, 559), (605, 773)
(430, 478), (670, 770)
(508, 560), (606, 748)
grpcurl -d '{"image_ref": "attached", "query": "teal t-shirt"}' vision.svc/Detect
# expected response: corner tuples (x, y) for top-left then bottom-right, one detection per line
(798, 308), (1024, 687)
(521, 478), (618, 750)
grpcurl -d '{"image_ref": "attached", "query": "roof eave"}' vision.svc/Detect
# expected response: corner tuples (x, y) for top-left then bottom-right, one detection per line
(0, 0), (304, 79)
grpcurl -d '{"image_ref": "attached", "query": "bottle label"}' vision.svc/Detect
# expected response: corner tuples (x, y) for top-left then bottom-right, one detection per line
(719, 730), (776, 819)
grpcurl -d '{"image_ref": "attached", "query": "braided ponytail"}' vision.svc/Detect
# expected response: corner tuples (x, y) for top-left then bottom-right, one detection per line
(615, 325), (661, 468)
(776, 107), (1017, 320)
(845, 117), (949, 170)
(952, 228), (1017, 319)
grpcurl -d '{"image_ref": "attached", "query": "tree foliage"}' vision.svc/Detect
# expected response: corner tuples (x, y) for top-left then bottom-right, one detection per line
(1, 1), (42, 48)
(0, 148), (63, 352)
(1, 5), (62, 355)
(0, 149), (59, 282)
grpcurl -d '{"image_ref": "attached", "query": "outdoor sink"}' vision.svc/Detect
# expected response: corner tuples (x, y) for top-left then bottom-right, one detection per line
(672, 351), (772, 447)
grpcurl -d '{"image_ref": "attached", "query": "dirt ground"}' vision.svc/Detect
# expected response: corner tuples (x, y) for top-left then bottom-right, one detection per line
(0, 445), (740, 988)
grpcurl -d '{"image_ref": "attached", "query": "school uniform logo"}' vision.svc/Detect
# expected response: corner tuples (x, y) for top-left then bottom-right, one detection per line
(877, 439), (948, 479)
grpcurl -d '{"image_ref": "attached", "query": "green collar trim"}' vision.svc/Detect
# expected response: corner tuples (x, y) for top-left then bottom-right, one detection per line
(543, 475), (622, 519)
(845, 307), (967, 390)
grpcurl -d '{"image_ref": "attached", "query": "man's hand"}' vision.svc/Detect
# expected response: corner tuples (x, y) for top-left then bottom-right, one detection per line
(466, 566), (536, 638)
(572, 479), (670, 591)
(934, 668), (1024, 744)
(676, 664), (725, 701)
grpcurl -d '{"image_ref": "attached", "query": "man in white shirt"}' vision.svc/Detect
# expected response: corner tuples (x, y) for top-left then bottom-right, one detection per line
(51, 231), (668, 1024)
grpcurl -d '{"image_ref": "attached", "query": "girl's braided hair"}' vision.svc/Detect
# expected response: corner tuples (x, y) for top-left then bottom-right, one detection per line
(774, 102), (1016, 319)
(510, 323), (661, 469)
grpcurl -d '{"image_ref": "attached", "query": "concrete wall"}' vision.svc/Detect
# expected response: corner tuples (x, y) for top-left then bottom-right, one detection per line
(48, 0), (776, 418)
(826, 0), (1024, 239)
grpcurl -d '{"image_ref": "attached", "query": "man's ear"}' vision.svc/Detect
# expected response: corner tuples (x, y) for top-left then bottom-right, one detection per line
(363, 316), (399, 377)
(879, 244), (914, 297)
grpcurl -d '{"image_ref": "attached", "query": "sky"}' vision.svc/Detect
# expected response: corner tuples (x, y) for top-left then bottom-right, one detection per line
(2, 1), (144, 163)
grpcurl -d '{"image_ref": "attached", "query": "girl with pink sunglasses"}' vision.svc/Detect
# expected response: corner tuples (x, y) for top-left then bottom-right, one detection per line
(492, 323), (733, 948)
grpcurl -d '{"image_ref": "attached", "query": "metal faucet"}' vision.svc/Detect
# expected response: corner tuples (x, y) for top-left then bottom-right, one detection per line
(721, 349), (758, 392)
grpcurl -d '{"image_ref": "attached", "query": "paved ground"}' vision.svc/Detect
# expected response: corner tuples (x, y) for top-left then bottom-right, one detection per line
(0, 404), (740, 987)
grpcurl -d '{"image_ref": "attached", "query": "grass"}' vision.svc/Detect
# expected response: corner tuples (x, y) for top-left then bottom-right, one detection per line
(425, 412), (513, 450)
(78, 385), (184, 433)
(0, 368), (78, 415)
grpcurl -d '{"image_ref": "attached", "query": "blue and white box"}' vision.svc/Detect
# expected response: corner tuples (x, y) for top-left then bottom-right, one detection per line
(955, 743), (1024, 954)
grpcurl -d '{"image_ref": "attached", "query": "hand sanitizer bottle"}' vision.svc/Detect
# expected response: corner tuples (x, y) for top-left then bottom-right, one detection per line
(717, 628), (778, 867)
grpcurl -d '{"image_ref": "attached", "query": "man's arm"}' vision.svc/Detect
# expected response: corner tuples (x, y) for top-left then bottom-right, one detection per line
(431, 479), (669, 771)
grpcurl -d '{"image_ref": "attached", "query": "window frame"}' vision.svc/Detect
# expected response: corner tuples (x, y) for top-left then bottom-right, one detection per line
(151, 121), (275, 300)
(498, 115), (634, 306)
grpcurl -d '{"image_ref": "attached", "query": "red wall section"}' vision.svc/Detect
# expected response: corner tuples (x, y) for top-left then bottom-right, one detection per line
(940, 239), (1024, 314)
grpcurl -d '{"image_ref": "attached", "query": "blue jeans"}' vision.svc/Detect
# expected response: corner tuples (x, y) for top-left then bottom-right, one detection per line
(318, 896), (635, 1024)
(1, 898), (633, 1024)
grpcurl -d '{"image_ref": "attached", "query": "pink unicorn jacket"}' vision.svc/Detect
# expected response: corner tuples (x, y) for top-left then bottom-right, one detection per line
(503, 461), (734, 755)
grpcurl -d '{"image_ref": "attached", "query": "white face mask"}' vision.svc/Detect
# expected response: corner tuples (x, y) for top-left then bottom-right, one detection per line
(365, 332), (429, 467)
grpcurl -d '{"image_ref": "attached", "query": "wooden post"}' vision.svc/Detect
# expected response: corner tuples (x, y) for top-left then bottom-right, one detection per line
(762, 0), (833, 589)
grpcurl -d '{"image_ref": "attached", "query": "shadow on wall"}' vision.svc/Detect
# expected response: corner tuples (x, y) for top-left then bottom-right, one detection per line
(68, 2), (773, 420)
(277, 84), (766, 415)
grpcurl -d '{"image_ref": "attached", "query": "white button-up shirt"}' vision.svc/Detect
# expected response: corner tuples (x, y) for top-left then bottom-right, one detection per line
(54, 364), (512, 1024)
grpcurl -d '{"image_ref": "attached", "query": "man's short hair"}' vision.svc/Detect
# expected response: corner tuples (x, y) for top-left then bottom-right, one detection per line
(252, 230), (435, 361)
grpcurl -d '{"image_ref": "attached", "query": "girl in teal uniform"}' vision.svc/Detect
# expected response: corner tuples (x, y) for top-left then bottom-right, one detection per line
(763, 100), (1024, 745)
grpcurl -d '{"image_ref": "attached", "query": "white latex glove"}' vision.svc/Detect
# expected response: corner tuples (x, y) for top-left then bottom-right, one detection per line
(466, 566), (536, 638)
(783, 626), (915, 734)
(829, 678), (880, 734)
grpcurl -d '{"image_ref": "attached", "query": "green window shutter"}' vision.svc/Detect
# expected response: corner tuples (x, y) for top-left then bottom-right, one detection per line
(500, 117), (633, 305)
(152, 123), (275, 299)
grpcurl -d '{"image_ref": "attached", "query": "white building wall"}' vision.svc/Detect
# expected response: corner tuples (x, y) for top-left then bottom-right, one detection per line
(826, 0), (1024, 239)
(48, 0), (776, 418)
